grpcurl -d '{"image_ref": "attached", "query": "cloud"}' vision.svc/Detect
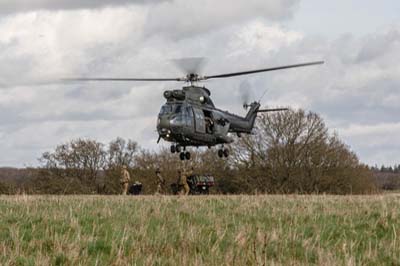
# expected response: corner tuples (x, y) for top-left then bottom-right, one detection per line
(338, 122), (400, 166)
(356, 29), (400, 63)
(144, 0), (300, 39)
(0, 0), (166, 14)
(0, 2), (399, 167)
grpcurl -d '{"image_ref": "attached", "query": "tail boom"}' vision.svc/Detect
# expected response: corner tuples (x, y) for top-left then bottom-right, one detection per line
(227, 104), (288, 134)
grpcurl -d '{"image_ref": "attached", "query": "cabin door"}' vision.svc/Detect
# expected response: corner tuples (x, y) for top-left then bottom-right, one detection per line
(193, 108), (206, 133)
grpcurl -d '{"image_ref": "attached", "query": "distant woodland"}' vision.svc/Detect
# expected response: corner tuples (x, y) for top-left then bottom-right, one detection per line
(0, 109), (382, 195)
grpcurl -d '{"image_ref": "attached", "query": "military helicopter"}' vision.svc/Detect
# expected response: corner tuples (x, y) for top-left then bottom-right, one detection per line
(65, 59), (323, 160)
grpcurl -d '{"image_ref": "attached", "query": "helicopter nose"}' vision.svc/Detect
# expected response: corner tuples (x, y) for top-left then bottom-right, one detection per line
(157, 116), (172, 137)
(158, 116), (170, 129)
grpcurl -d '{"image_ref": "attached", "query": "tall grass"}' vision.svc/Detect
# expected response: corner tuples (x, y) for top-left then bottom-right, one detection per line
(0, 195), (399, 265)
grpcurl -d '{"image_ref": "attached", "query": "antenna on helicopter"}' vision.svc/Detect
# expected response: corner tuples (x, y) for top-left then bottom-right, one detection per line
(258, 88), (269, 104)
(243, 86), (268, 110)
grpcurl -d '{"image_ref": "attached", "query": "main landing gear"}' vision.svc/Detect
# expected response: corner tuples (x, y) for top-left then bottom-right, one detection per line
(171, 144), (228, 160)
(171, 144), (191, 161)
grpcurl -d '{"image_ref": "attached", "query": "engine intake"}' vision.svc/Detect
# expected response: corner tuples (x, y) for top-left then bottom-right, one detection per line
(164, 90), (185, 101)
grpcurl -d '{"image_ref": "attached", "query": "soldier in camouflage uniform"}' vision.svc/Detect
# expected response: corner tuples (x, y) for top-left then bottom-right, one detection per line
(179, 167), (192, 195)
(120, 165), (131, 195)
(155, 168), (166, 195)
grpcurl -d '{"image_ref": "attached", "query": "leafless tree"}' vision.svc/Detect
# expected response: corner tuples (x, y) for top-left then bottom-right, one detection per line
(230, 109), (375, 194)
(40, 138), (106, 183)
(107, 137), (138, 169)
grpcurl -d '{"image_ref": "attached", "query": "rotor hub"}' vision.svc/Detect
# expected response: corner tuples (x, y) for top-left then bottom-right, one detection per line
(186, 73), (201, 83)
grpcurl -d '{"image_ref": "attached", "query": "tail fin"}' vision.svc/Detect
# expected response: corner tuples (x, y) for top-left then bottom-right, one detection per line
(244, 102), (261, 129)
(243, 104), (289, 132)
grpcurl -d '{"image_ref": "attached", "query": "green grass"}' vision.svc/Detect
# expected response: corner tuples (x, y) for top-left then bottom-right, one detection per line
(0, 195), (399, 265)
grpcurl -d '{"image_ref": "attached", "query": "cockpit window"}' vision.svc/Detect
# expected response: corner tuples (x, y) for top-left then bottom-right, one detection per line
(160, 104), (184, 115)
(186, 106), (193, 117)
(174, 105), (182, 114)
(160, 105), (172, 115)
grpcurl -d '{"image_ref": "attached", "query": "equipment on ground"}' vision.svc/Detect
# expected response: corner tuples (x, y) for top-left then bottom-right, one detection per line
(128, 182), (142, 195)
(64, 58), (323, 160)
(170, 174), (215, 195)
(188, 174), (215, 195)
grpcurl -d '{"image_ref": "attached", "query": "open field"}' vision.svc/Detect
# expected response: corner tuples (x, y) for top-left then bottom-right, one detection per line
(1, 195), (399, 265)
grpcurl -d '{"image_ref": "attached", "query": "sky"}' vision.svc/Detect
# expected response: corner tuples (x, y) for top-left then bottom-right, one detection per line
(0, 0), (399, 167)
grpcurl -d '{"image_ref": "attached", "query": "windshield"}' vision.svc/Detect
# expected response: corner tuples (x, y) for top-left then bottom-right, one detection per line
(159, 104), (184, 115)
(159, 105), (172, 115)
(174, 105), (182, 114)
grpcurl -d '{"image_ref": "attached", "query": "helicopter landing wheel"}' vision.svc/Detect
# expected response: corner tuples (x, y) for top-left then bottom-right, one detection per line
(218, 149), (224, 158)
(170, 145), (176, 154)
(185, 151), (191, 160)
(179, 152), (185, 161)
(223, 149), (229, 158)
(176, 144), (182, 153)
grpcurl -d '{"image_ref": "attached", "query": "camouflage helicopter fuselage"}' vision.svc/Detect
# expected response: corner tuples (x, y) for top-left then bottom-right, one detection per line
(157, 85), (261, 148)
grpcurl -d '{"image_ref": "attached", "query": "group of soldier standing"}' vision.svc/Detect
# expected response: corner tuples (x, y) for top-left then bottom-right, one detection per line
(119, 165), (193, 195)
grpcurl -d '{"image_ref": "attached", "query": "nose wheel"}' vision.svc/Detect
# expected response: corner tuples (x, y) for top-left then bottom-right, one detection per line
(172, 144), (190, 160)
(218, 148), (229, 158)
(179, 151), (191, 161)
(170, 144), (182, 154)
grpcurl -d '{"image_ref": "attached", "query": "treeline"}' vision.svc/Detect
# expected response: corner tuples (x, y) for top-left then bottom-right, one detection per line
(371, 165), (400, 174)
(0, 109), (378, 195)
(370, 166), (400, 191)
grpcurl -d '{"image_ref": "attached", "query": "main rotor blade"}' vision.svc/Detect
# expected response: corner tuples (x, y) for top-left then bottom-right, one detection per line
(60, 61), (323, 83)
(61, 77), (183, 82)
(203, 61), (324, 80)
(258, 108), (289, 113)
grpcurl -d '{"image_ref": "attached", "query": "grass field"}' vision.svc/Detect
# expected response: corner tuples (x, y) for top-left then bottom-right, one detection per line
(1, 195), (399, 265)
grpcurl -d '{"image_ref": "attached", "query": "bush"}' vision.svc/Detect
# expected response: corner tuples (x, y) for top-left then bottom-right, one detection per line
(0, 181), (15, 195)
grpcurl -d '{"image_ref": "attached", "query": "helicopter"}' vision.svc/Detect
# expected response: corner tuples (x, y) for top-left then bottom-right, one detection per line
(65, 59), (324, 160)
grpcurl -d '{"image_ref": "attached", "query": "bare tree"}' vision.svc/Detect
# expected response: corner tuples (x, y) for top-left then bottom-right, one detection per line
(107, 137), (138, 169)
(40, 138), (106, 184)
(231, 109), (375, 194)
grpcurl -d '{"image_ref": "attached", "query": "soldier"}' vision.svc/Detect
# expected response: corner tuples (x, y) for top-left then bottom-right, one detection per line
(205, 116), (214, 133)
(155, 168), (166, 195)
(120, 165), (131, 195)
(179, 168), (190, 195)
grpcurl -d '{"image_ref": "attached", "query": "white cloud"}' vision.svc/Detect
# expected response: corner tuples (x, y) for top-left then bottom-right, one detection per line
(340, 123), (400, 139)
(144, 0), (300, 39)
(0, 0), (164, 14)
(337, 122), (400, 166)
(228, 21), (303, 57)
(0, 1), (399, 167)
